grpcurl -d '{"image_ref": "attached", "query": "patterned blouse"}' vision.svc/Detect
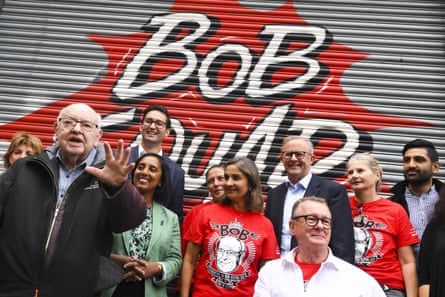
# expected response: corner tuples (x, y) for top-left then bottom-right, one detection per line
(128, 207), (153, 258)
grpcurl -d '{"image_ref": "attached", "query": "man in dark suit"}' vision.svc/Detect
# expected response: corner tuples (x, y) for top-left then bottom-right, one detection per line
(265, 136), (354, 263)
(129, 104), (185, 223)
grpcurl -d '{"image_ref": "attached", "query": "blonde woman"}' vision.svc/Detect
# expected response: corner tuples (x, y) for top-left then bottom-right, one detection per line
(347, 152), (419, 297)
(3, 131), (43, 169)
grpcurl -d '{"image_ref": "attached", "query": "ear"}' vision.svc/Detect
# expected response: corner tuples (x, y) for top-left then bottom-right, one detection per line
(432, 161), (440, 174)
(375, 171), (382, 182)
(309, 154), (315, 165)
(94, 129), (103, 147)
(53, 121), (59, 141)
(289, 220), (297, 236)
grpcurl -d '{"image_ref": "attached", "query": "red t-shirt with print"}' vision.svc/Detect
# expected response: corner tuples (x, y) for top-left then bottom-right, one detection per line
(184, 203), (280, 297)
(350, 197), (420, 289)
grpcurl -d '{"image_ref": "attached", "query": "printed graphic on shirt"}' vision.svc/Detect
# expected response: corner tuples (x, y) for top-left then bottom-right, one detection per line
(207, 219), (259, 289)
(353, 214), (385, 266)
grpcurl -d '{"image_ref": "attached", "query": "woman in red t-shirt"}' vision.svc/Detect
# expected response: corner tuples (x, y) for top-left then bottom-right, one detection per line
(347, 152), (419, 297)
(181, 157), (280, 297)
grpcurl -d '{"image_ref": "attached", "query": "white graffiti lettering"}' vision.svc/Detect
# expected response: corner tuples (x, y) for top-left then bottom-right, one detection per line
(113, 12), (211, 100)
(246, 25), (326, 98)
(101, 104), (359, 192)
(112, 12), (329, 105)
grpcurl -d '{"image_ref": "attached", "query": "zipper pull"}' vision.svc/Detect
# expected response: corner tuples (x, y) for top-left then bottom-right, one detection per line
(34, 288), (39, 297)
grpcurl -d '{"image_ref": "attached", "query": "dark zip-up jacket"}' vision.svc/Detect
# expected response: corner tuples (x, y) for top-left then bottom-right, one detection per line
(390, 178), (444, 216)
(0, 144), (146, 297)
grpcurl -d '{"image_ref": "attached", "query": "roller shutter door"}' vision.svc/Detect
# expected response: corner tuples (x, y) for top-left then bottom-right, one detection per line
(0, 0), (443, 200)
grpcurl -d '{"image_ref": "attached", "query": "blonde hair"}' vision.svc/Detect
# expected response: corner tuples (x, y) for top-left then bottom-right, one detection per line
(3, 132), (43, 168)
(347, 152), (383, 191)
(292, 196), (330, 217)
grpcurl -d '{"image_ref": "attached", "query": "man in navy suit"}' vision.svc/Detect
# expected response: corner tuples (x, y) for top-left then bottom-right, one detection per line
(129, 104), (185, 223)
(265, 136), (354, 263)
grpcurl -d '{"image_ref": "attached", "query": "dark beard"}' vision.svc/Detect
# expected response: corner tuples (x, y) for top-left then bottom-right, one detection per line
(404, 170), (432, 186)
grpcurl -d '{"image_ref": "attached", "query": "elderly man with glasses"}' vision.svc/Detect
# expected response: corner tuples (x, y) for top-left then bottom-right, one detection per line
(265, 136), (354, 263)
(0, 103), (146, 297)
(255, 197), (385, 297)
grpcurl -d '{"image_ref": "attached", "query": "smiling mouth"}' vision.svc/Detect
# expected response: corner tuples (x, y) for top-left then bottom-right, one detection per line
(136, 177), (149, 183)
(145, 129), (158, 135)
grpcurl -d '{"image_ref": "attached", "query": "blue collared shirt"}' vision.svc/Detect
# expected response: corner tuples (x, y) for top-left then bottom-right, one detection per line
(57, 148), (97, 203)
(280, 173), (312, 255)
(405, 184), (439, 258)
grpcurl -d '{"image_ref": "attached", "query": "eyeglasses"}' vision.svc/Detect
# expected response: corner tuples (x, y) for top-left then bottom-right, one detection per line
(58, 117), (99, 132)
(282, 151), (310, 160)
(292, 215), (333, 229)
(143, 118), (167, 128)
(217, 248), (243, 257)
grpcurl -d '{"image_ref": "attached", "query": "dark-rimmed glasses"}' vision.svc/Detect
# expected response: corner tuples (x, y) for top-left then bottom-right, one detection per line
(143, 118), (166, 129)
(292, 215), (332, 229)
(282, 151), (310, 160)
(58, 117), (99, 132)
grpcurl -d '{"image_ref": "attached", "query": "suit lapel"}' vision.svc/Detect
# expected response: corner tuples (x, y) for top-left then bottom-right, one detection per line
(276, 183), (288, 210)
(304, 175), (320, 197)
(146, 202), (162, 257)
(129, 146), (139, 164)
(273, 183), (288, 244)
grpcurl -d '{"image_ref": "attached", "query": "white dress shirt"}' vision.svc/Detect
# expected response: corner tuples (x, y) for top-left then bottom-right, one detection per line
(254, 248), (385, 297)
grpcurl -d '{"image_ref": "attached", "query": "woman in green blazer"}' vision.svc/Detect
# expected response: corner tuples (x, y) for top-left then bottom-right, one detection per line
(102, 153), (182, 297)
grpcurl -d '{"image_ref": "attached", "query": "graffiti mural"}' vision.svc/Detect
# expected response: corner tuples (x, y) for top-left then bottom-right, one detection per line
(0, 0), (442, 199)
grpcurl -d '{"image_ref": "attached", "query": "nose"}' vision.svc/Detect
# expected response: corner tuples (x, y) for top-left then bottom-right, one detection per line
(139, 167), (150, 175)
(289, 152), (298, 160)
(347, 172), (357, 181)
(72, 121), (82, 132)
(407, 158), (416, 167)
(224, 178), (233, 186)
(147, 121), (157, 128)
(315, 219), (325, 228)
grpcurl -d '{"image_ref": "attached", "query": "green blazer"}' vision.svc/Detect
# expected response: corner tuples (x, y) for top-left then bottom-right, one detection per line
(101, 202), (182, 297)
